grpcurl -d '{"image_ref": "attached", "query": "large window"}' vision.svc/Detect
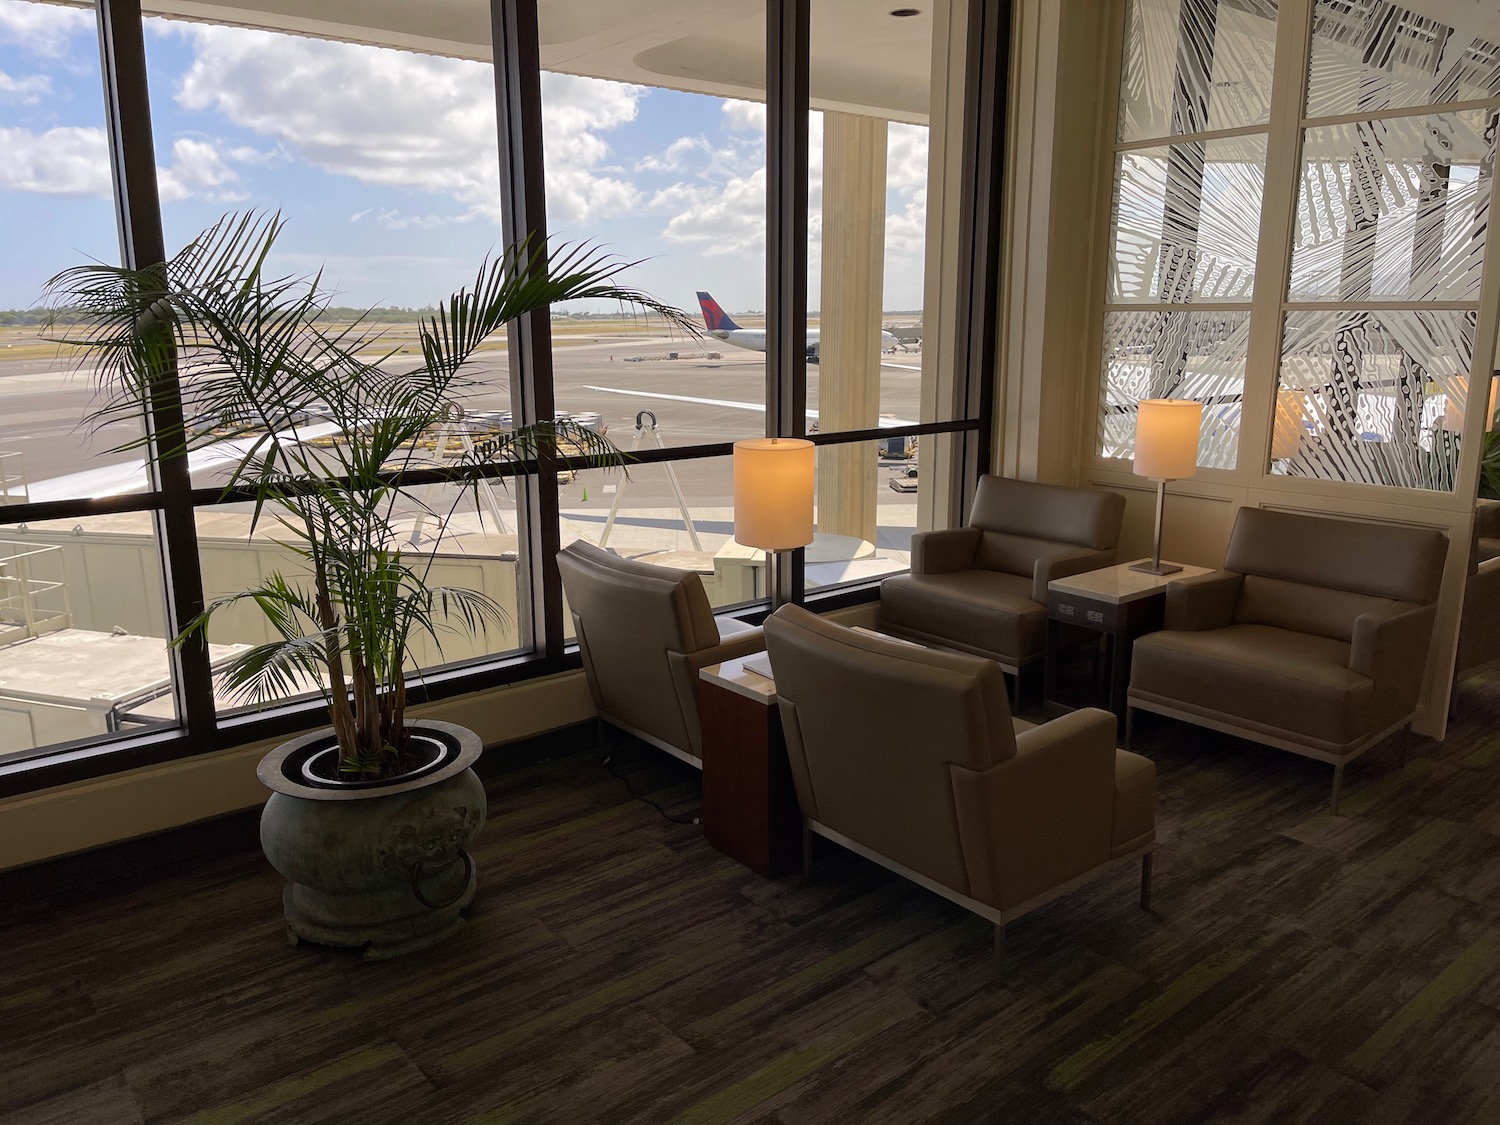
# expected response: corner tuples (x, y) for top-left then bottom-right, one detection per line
(0, 0), (179, 757)
(0, 0), (994, 781)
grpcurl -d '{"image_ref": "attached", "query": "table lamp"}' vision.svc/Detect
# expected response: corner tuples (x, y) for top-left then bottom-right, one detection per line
(1130, 398), (1202, 576)
(1272, 390), (1308, 461)
(733, 437), (815, 606)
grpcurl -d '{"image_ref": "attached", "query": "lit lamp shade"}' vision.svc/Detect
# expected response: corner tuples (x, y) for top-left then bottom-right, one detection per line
(733, 437), (815, 550)
(1133, 399), (1202, 480)
(1272, 390), (1308, 460)
(1440, 376), (1498, 433)
(1443, 377), (1467, 432)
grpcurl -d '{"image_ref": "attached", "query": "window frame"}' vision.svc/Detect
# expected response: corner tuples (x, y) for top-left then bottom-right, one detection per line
(0, 0), (1004, 797)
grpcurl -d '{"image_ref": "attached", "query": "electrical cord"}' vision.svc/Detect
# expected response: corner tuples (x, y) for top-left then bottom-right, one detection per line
(603, 749), (701, 826)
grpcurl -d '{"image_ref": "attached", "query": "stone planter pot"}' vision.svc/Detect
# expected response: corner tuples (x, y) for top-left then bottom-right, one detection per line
(257, 719), (486, 959)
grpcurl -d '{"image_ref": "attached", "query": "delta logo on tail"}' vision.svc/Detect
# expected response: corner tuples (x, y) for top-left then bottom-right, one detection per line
(695, 290), (895, 362)
(696, 291), (742, 334)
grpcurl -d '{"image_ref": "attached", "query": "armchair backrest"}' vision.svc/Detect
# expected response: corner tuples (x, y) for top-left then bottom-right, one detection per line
(1225, 508), (1448, 642)
(967, 475), (1125, 577)
(557, 540), (723, 753)
(764, 605), (1016, 893)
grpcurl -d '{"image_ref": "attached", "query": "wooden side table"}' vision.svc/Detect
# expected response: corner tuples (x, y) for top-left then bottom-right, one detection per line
(697, 657), (802, 877)
(1044, 561), (1212, 727)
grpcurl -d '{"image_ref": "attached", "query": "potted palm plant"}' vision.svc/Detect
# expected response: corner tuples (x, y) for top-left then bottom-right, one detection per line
(47, 212), (694, 957)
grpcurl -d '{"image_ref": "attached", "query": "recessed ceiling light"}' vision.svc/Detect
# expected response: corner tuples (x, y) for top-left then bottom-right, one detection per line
(890, 7), (922, 16)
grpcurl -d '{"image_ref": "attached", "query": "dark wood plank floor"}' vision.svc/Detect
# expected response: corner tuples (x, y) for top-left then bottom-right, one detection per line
(8, 675), (1500, 1124)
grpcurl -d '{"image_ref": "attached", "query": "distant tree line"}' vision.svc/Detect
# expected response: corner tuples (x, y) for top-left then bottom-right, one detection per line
(0, 305), (442, 327)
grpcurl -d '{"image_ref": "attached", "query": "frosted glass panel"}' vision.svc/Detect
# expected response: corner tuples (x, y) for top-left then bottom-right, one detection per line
(1118, 0), (1278, 141)
(1275, 309), (1477, 490)
(1308, 0), (1500, 119)
(1109, 136), (1267, 302)
(1291, 110), (1496, 302)
(1097, 310), (1250, 469)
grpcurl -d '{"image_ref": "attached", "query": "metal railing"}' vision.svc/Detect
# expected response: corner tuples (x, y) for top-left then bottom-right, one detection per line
(0, 541), (71, 642)
(0, 451), (27, 505)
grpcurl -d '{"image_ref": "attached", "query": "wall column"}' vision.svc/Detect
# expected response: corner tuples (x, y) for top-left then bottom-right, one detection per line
(816, 110), (887, 542)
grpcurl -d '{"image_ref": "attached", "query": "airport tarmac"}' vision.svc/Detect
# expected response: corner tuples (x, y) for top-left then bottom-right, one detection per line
(0, 329), (927, 558)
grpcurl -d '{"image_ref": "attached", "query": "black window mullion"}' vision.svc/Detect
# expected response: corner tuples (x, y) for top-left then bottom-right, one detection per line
(490, 0), (564, 660)
(955, 0), (1011, 515)
(95, 0), (217, 743)
(766, 0), (811, 605)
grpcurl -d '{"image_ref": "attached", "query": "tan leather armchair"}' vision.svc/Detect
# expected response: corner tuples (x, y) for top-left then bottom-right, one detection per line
(1127, 508), (1448, 812)
(764, 605), (1155, 972)
(1456, 500), (1500, 684)
(557, 540), (764, 767)
(879, 475), (1125, 687)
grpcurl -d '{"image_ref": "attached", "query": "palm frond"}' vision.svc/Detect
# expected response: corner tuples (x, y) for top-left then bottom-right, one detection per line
(52, 211), (684, 773)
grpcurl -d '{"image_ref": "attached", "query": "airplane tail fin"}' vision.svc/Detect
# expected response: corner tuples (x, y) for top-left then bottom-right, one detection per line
(696, 291), (741, 333)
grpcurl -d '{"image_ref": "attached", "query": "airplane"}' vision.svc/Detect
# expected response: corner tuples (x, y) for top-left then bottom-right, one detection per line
(697, 292), (898, 363)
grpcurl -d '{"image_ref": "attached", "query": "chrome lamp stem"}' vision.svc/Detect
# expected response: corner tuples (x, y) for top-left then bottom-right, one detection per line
(1130, 478), (1182, 577)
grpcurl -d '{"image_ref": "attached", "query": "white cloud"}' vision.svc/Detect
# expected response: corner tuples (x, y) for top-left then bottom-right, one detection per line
(658, 167), (766, 256)
(885, 186), (927, 255)
(168, 27), (651, 231)
(0, 124), (251, 205)
(156, 137), (246, 203)
(0, 2), (92, 57)
(540, 72), (643, 225)
(887, 122), (928, 192)
(0, 69), (49, 103)
(635, 135), (710, 175)
(175, 24), (504, 224)
(723, 100), (765, 134)
(0, 125), (110, 195)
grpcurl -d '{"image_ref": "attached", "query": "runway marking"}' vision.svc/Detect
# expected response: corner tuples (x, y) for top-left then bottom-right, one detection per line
(583, 385), (785, 416)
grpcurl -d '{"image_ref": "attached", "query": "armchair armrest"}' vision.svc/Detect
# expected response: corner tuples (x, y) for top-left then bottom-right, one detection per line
(1349, 601), (1435, 712)
(1459, 557), (1500, 672)
(1163, 570), (1243, 632)
(910, 527), (981, 576)
(674, 626), (767, 679)
(1032, 545), (1115, 604)
(949, 707), (1118, 912)
(670, 626), (767, 757)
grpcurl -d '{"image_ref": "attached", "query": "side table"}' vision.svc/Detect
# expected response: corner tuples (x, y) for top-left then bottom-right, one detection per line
(1044, 561), (1211, 728)
(697, 657), (802, 877)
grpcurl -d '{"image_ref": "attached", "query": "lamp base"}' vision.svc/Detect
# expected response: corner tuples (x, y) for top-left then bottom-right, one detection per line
(1128, 559), (1183, 576)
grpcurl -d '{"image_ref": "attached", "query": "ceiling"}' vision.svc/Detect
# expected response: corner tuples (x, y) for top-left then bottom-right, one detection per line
(141, 0), (938, 122)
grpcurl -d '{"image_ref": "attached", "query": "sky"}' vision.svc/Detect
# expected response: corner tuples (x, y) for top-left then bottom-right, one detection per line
(0, 0), (932, 316)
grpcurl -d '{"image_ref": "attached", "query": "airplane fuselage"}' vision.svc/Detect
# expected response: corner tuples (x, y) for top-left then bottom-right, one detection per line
(708, 327), (897, 354)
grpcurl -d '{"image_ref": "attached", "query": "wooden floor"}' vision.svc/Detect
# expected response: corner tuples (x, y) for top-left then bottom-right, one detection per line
(8, 679), (1500, 1125)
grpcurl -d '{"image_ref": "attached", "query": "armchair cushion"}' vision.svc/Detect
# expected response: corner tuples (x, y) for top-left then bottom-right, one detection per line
(970, 475), (1125, 551)
(1131, 624), (1371, 753)
(880, 569), (1046, 666)
(1226, 507), (1446, 604)
(1234, 575), (1394, 642)
(1164, 570), (1243, 632)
